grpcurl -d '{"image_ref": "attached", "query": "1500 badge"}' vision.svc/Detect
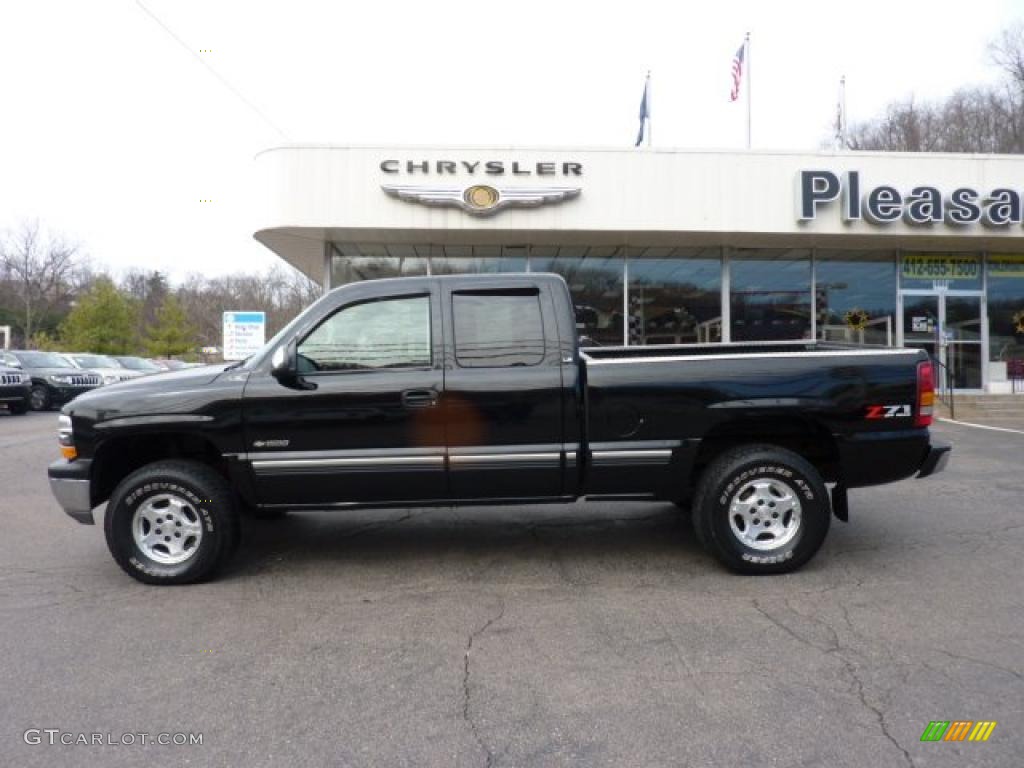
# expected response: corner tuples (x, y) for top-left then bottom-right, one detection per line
(865, 404), (912, 419)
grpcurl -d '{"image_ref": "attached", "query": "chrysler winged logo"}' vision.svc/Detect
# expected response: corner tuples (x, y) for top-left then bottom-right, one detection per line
(382, 184), (581, 216)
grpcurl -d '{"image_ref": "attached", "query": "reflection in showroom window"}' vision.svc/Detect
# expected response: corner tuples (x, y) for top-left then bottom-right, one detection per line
(988, 255), (1024, 385)
(815, 250), (897, 346)
(298, 296), (431, 372)
(730, 249), (812, 342)
(628, 247), (722, 345)
(532, 246), (624, 346)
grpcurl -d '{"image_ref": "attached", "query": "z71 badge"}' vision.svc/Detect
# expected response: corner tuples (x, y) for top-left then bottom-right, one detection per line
(865, 404), (912, 419)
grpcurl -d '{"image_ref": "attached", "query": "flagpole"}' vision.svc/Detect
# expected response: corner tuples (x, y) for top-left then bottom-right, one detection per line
(646, 71), (652, 148)
(839, 75), (847, 148)
(745, 32), (751, 149)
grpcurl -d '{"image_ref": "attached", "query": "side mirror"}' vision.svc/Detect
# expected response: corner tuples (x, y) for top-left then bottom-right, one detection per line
(270, 339), (315, 390)
(271, 339), (297, 379)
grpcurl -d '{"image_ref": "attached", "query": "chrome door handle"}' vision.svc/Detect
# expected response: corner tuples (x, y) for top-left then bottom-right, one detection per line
(401, 389), (438, 408)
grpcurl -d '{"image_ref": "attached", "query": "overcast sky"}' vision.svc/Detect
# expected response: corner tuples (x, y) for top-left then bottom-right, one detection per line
(1, 0), (1021, 282)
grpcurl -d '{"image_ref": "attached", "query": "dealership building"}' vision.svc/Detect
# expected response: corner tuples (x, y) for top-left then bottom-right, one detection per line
(253, 145), (1024, 393)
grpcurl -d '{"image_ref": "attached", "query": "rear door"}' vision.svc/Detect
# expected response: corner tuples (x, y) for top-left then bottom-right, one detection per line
(441, 278), (568, 499)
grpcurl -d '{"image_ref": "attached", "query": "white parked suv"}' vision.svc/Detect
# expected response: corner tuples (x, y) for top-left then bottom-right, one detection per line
(64, 354), (145, 385)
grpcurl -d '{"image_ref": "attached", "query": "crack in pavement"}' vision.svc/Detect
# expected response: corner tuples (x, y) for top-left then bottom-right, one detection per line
(930, 647), (1024, 682)
(462, 598), (507, 768)
(752, 599), (914, 768)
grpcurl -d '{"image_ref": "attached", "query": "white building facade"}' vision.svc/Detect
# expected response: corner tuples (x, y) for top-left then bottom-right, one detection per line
(254, 145), (1024, 393)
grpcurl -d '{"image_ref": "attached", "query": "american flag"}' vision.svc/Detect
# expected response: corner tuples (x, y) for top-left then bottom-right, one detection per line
(729, 42), (745, 102)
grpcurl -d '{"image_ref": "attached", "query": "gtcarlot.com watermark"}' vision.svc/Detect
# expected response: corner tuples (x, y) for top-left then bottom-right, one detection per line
(24, 729), (202, 747)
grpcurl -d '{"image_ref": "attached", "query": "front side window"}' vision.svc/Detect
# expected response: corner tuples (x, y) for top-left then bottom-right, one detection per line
(453, 290), (545, 367)
(298, 295), (431, 372)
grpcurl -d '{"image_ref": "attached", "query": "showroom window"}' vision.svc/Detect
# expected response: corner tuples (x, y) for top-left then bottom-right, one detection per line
(531, 246), (625, 346)
(988, 254), (1024, 364)
(628, 247), (722, 345)
(430, 245), (528, 275)
(330, 244), (429, 286)
(729, 249), (812, 342)
(815, 250), (897, 346)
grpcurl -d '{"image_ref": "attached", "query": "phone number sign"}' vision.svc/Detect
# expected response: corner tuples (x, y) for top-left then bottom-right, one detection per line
(901, 254), (980, 280)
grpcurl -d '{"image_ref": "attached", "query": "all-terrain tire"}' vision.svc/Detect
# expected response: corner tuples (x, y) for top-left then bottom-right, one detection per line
(104, 460), (239, 585)
(692, 444), (830, 575)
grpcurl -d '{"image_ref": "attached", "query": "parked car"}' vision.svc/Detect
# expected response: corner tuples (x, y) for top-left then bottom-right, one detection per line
(112, 356), (164, 376)
(2, 350), (102, 411)
(48, 273), (950, 585)
(149, 358), (190, 371)
(0, 365), (31, 415)
(64, 353), (143, 385)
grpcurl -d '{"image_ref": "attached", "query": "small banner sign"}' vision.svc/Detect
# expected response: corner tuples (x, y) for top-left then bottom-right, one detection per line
(988, 254), (1024, 279)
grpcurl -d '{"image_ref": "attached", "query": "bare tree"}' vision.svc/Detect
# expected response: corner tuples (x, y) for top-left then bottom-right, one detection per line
(989, 22), (1024, 91)
(0, 220), (84, 344)
(845, 23), (1024, 154)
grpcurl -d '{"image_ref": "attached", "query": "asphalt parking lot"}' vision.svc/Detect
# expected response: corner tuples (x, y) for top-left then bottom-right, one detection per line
(1, 410), (1022, 767)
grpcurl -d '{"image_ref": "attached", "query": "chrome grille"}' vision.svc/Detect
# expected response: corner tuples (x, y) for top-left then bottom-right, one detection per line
(1, 373), (24, 385)
(71, 374), (101, 387)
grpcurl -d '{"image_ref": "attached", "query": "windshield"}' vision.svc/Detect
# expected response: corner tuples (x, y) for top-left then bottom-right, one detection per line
(115, 356), (161, 371)
(70, 354), (118, 369)
(15, 351), (74, 368)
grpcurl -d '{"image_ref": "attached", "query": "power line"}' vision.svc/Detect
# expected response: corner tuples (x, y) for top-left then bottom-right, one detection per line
(135, 1), (291, 141)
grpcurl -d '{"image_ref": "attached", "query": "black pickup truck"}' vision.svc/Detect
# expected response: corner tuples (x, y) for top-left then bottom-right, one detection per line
(48, 273), (950, 584)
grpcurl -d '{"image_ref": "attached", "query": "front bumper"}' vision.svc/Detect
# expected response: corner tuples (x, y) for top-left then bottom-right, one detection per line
(49, 385), (99, 406)
(917, 441), (952, 479)
(0, 384), (31, 403)
(47, 459), (94, 524)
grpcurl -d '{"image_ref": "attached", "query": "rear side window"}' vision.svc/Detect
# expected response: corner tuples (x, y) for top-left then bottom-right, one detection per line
(453, 290), (545, 368)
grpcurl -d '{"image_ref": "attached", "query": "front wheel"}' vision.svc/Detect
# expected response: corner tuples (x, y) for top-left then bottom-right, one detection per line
(29, 384), (50, 411)
(692, 445), (830, 575)
(104, 460), (240, 585)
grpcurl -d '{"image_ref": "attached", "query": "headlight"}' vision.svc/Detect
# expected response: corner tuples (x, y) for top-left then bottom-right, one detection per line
(57, 414), (76, 460)
(20, 373), (29, 384)
(49, 374), (74, 385)
(102, 374), (118, 385)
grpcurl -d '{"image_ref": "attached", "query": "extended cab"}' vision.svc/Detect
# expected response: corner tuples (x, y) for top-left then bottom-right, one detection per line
(48, 274), (950, 584)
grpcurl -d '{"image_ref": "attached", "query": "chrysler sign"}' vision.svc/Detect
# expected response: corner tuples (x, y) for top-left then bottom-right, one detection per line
(798, 170), (1024, 228)
(380, 158), (583, 216)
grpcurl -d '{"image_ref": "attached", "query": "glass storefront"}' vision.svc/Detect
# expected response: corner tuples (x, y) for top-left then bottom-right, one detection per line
(816, 250), (897, 346)
(628, 247), (722, 345)
(530, 246), (625, 346)
(329, 243), (429, 286)
(988, 255), (1024, 367)
(730, 249), (812, 342)
(325, 242), (1021, 390)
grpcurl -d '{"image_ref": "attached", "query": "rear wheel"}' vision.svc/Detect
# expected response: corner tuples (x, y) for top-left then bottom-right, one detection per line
(692, 445), (830, 574)
(104, 460), (239, 585)
(29, 384), (50, 411)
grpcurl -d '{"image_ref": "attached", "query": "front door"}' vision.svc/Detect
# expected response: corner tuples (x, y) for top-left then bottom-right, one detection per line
(243, 288), (448, 506)
(901, 292), (984, 390)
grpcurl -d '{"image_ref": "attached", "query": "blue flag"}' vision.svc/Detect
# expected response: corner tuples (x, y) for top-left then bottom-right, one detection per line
(635, 75), (650, 146)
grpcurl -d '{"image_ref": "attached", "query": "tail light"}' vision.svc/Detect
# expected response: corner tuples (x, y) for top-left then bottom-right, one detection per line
(915, 360), (935, 428)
